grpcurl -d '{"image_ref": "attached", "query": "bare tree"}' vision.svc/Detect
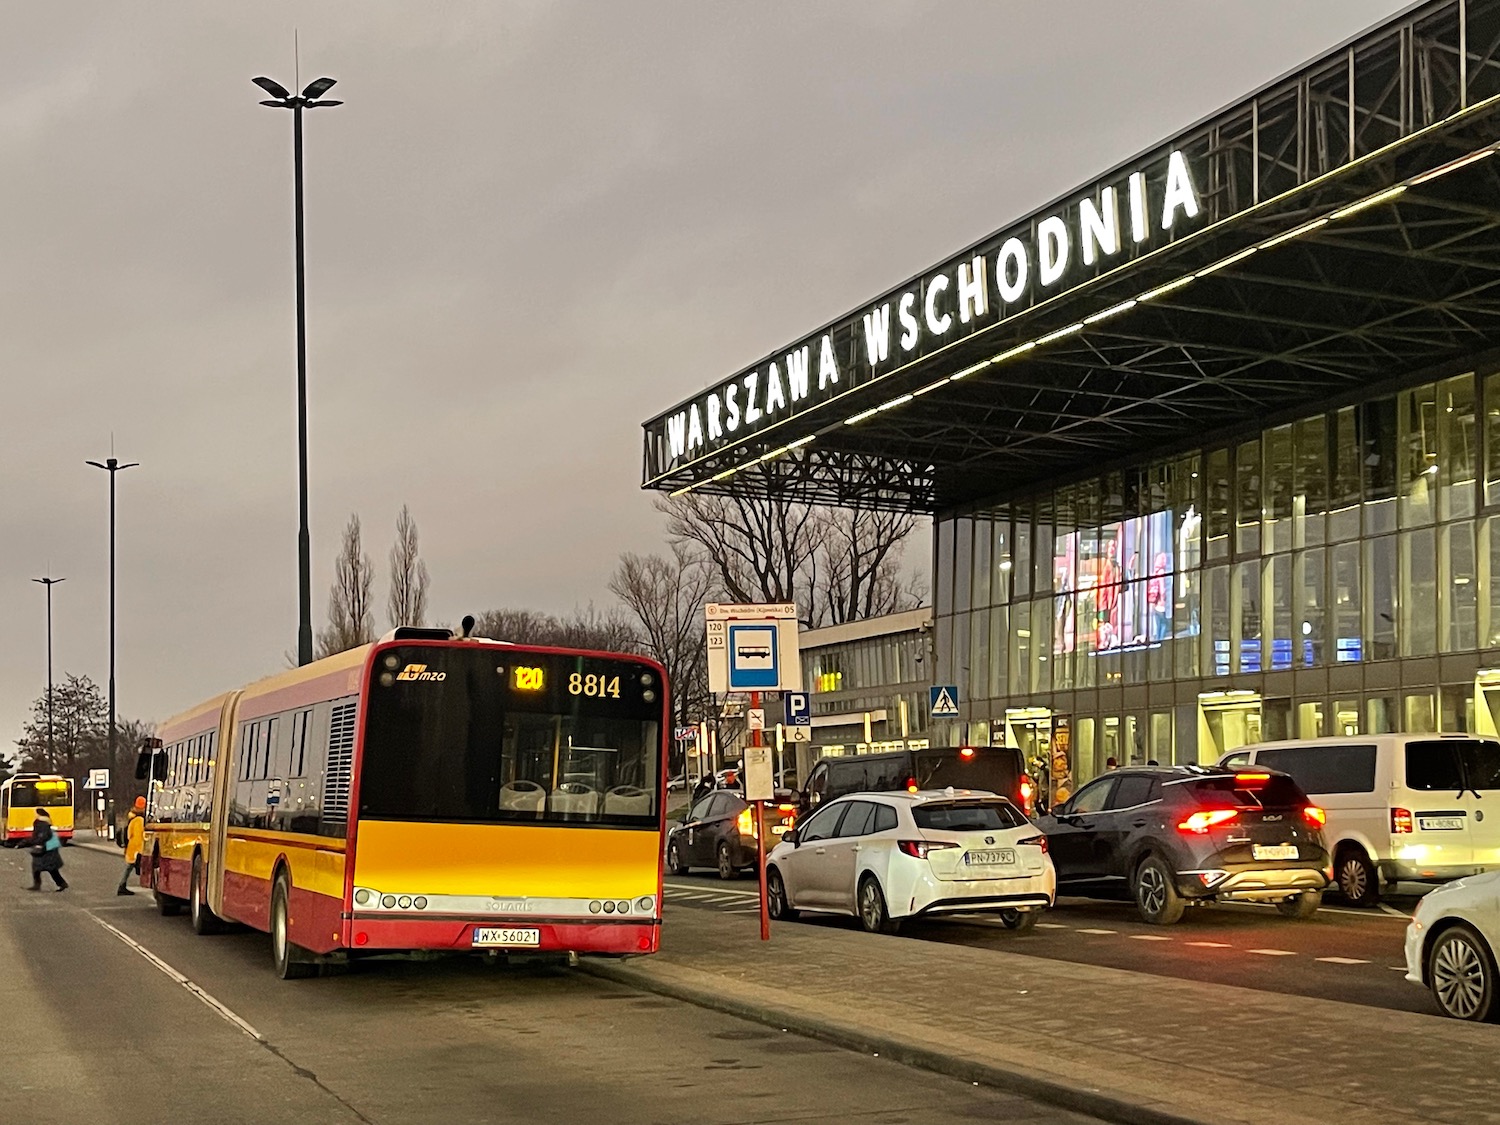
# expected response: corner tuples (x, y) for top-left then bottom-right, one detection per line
(812, 504), (923, 626)
(609, 545), (716, 733)
(471, 604), (640, 653)
(387, 505), (430, 628)
(317, 513), (376, 657)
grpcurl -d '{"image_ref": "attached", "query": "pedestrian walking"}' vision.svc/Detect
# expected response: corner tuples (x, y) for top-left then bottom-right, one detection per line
(117, 796), (146, 896)
(25, 808), (67, 892)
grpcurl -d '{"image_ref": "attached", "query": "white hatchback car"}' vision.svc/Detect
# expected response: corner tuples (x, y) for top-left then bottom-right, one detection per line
(765, 789), (1055, 934)
(1404, 868), (1500, 1021)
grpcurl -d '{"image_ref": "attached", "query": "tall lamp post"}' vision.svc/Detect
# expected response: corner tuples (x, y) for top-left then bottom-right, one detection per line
(30, 576), (64, 769)
(253, 74), (343, 667)
(86, 456), (137, 819)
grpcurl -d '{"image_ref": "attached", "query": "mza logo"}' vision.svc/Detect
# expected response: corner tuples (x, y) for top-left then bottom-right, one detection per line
(397, 663), (446, 682)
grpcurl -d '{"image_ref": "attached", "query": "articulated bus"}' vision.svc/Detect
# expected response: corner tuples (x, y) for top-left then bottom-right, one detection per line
(140, 629), (669, 978)
(1, 774), (75, 845)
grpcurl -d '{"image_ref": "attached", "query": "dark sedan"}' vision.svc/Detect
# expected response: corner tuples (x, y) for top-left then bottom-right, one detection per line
(1035, 765), (1332, 924)
(666, 790), (799, 879)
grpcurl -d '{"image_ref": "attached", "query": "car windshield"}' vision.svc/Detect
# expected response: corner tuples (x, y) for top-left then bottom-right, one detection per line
(913, 800), (1026, 831)
(1182, 775), (1309, 809)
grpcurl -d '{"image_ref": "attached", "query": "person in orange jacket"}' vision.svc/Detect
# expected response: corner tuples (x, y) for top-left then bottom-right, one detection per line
(117, 796), (146, 896)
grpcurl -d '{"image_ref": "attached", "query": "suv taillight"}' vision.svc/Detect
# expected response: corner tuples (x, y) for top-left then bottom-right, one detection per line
(897, 840), (958, 859)
(1392, 807), (1414, 834)
(1302, 805), (1326, 828)
(1018, 833), (1048, 854)
(1177, 808), (1239, 834)
(736, 808), (756, 836)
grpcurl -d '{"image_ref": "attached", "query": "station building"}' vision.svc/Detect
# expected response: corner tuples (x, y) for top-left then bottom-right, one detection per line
(644, 1), (1500, 789)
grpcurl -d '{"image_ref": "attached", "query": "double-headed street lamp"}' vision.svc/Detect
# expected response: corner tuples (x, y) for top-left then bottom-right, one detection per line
(253, 74), (343, 667)
(30, 576), (64, 769)
(86, 456), (137, 816)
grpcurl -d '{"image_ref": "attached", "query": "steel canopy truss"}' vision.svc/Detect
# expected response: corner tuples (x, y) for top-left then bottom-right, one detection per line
(642, 0), (1500, 512)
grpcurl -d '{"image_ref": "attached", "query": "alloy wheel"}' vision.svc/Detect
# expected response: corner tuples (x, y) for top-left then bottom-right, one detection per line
(1339, 858), (1368, 902)
(1138, 864), (1167, 916)
(859, 882), (880, 930)
(1433, 934), (1487, 1019)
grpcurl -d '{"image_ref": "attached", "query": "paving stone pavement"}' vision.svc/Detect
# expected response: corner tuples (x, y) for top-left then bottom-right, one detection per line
(583, 903), (1500, 1125)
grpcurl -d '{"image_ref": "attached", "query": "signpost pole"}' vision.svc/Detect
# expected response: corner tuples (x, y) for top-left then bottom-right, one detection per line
(751, 688), (770, 941)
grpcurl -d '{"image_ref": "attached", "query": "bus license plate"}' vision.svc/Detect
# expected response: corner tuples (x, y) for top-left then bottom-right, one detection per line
(1419, 816), (1464, 831)
(1252, 845), (1298, 860)
(473, 927), (540, 947)
(966, 849), (1016, 867)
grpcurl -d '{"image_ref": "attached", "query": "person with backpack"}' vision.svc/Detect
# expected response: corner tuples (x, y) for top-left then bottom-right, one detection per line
(25, 808), (67, 892)
(117, 796), (146, 896)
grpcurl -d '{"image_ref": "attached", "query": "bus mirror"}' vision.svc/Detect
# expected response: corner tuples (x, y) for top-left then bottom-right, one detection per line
(135, 742), (166, 782)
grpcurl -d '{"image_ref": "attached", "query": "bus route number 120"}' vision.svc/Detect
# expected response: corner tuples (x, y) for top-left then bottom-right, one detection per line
(569, 673), (621, 699)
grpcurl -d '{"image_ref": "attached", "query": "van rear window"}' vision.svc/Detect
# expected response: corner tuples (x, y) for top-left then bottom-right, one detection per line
(1253, 745), (1376, 795)
(913, 800), (1026, 832)
(1406, 740), (1500, 791)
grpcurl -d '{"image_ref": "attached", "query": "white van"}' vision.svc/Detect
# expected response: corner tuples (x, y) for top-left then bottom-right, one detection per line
(1219, 735), (1500, 906)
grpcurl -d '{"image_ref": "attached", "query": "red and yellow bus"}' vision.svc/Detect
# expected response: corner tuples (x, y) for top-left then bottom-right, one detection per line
(1, 773), (75, 844)
(140, 630), (669, 978)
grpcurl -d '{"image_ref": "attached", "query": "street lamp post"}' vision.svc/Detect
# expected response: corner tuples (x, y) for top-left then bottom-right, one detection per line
(86, 456), (137, 818)
(30, 576), (64, 769)
(253, 74), (343, 667)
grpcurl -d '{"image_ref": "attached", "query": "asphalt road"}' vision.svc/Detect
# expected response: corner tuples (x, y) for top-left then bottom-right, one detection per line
(0, 843), (1104, 1125)
(665, 872), (1437, 1017)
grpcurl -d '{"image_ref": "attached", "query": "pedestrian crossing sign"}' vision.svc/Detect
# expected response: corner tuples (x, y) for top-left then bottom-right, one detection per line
(929, 685), (960, 718)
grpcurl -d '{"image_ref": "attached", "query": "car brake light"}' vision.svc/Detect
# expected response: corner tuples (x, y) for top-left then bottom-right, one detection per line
(736, 808), (756, 836)
(1018, 775), (1034, 815)
(1392, 807), (1414, 834)
(1302, 805), (1326, 828)
(776, 804), (796, 813)
(959, 747), (976, 759)
(897, 839), (958, 859)
(906, 777), (918, 793)
(1018, 833), (1048, 854)
(1234, 772), (1271, 787)
(1177, 808), (1239, 834)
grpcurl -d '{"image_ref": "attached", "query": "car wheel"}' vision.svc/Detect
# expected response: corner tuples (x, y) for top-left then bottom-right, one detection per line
(1274, 890), (1322, 919)
(999, 909), (1039, 934)
(1335, 847), (1379, 907)
(1132, 854), (1185, 925)
(767, 867), (798, 922)
(666, 841), (688, 876)
(190, 852), (224, 935)
(1428, 924), (1499, 1022)
(716, 841), (737, 880)
(271, 873), (317, 980)
(857, 876), (900, 935)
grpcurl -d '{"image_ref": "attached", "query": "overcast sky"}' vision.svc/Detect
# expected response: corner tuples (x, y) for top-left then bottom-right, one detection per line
(0, 1), (1409, 744)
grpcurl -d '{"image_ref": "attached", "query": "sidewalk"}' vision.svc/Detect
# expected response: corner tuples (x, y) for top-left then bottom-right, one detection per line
(581, 906), (1500, 1125)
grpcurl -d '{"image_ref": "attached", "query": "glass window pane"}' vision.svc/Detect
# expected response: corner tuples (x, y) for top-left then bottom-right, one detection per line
(1330, 406), (1361, 541)
(1267, 555), (1293, 671)
(1401, 527), (1437, 657)
(954, 518), (973, 615)
(1332, 699), (1360, 735)
(969, 609), (989, 703)
(1294, 414), (1328, 548)
(1331, 541), (1361, 662)
(1362, 397), (1398, 534)
(1366, 695), (1396, 733)
(1438, 373), (1476, 521)
(1207, 448), (1231, 561)
(1485, 517), (1500, 648)
(1295, 548), (1325, 667)
(1234, 560), (1262, 673)
(1264, 424), (1294, 554)
(1486, 371), (1500, 507)
(1205, 564), (1230, 676)
(1009, 601), (1030, 696)
(1399, 384), (1438, 527)
(1051, 594), (1073, 689)
(1034, 494), (1054, 596)
(988, 605), (1007, 699)
(1440, 522), (1477, 653)
(1236, 439), (1262, 556)
(993, 517), (1012, 605)
(936, 518), (954, 616)
(972, 518), (991, 608)
(953, 613), (971, 703)
(1014, 508), (1032, 598)
(1364, 535), (1398, 661)
(1404, 693), (1438, 734)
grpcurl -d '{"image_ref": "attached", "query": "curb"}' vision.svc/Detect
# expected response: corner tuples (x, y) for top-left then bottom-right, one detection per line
(578, 959), (1222, 1125)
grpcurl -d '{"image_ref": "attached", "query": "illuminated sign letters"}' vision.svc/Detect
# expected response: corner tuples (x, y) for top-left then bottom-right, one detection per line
(651, 147), (1204, 470)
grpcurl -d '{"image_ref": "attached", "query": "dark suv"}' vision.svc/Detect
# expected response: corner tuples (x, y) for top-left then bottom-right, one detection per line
(1035, 765), (1331, 924)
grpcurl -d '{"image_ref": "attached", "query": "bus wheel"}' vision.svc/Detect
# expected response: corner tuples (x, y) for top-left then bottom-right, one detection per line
(190, 853), (225, 935)
(271, 874), (317, 980)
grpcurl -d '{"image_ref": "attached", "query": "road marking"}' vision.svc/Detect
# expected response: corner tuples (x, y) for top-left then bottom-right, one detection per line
(1076, 928), (1117, 935)
(1035, 923), (1068, 929)
(1379, 903), (1412, 919)
(1186, 941), (1231, 947)
(1390, 966), (1407, 971)
(1317, 957), (1370, 965)
(87, 913), (263, 1042)
(1129, 934), (1173, 941)
(1247, 948), (1297, 956)
(726, 908), (762, 915)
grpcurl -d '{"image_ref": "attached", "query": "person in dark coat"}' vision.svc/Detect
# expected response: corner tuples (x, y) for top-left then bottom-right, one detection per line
(25, 808), (67, 892)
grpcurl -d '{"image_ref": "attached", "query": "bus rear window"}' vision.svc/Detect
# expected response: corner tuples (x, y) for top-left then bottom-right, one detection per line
(11, 782), (71, 808)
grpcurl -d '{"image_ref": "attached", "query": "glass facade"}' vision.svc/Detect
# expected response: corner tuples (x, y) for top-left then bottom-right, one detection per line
(934, 367), (1500, 793)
